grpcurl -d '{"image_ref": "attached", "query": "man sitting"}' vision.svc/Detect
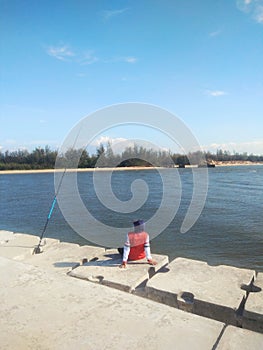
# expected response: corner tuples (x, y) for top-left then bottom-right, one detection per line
(119, 219), (157, 268)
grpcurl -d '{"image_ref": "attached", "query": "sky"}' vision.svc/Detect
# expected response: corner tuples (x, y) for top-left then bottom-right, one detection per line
(1, 0), (263, 155)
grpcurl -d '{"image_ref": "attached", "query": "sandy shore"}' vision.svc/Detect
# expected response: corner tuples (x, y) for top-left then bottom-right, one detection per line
(213, 161), (263, 167)
(0, 162), (262, 174)
(0, 166), (158, 175)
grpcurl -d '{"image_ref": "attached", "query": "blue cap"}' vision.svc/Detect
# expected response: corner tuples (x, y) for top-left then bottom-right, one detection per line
(133, 219), (144, 227)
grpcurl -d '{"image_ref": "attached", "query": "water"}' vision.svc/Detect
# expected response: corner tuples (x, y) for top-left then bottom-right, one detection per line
(0, 166), (262, 271)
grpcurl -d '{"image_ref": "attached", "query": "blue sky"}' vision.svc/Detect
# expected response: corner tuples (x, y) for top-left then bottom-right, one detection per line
(1, 0), (263, 155)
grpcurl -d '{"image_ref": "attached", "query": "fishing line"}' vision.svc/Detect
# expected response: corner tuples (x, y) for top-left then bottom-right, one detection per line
(33, 127), (82, 254)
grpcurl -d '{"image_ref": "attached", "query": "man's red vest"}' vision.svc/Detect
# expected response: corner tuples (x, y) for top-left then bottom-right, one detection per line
(127, 231), (148, 261)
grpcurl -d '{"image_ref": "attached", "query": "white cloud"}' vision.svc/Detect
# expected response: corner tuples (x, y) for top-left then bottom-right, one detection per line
(205, 90), (227, 97)
(79, 51), (98, 65)
(123, 56), (138, 63)
(102, 8), (129, 20)
(0, 139), (59, 152)
(254, 5), (263, 22)
(47, 45), (75, 61)
(236, 0), (253, 12)
(46, 45), (136, 66)
(89, 136), (171, 156)
(91, 136), (128, 148)
(4, 139), (17, 146)
(209, 29), (222, 37)
(237, 0), (263, 23)
(203, 140), (263, 155)
(104, 56), (138, 64)
(86, 136), (129, 155)
(4, 104), (45, 114)
(46, 45), (97, 65)
(241, 0), (253, 6)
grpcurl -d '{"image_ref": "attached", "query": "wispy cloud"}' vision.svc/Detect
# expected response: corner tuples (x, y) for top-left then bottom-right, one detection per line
(203, 140), (263, 155)
(3, 104), (46, 114)
(123, 56), (138, 63)
(236, 0), (253, 12)
(102, 8), (129, 20)
(104, 56), (138, 64)
(205, 90), (227, 97)
(47, 45), (98, 64)
(255, 4), (263, 22)
(92, 136), (128, 147)
(76, 73), (87, 78)
(89, 136), (169, 155)
(46, 45), (137, 66)
(237, 0), (263, 23)
(3, 139), (17, 147)
(87, 136), (128, 154)
(209, 29), (222, 37)
(112, 56), (138, 64)
(47, 45), (75, 61)
(1, 139), (60, 152)
(78, 51), (98, 65)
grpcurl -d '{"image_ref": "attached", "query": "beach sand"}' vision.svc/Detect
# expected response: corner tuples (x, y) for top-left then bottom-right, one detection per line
(213, 161), (263, 167)
(0, 166), (158, 175)
(0, 162), (262, 175)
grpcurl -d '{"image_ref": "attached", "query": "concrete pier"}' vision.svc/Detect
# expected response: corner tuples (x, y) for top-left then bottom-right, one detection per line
(0, 230), (263, 349)
(243, 272), (263, 333)
(216, 326), (263, 349)
(0, 256), (224, 350)
(25, 242), (105, 274)
(0, 232), (59, 260)
(69, 249), (169, 292)
(145, 257), (255, 326)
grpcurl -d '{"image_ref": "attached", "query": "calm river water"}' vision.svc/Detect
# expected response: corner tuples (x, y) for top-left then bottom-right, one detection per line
(0, 166), (262, 271)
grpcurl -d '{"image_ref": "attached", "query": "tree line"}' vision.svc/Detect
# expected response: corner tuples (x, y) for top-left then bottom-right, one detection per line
(0, 144), (262, 170)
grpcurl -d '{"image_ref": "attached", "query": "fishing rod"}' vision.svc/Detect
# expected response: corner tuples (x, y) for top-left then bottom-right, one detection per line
(32, 168), (67, 254)
(33, 127), (82, 255)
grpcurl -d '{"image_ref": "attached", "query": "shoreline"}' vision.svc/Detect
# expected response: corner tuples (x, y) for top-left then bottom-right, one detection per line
(0, 162), (263, 174)
(213, 161), (263, 167)
(0, 166), (158, 175)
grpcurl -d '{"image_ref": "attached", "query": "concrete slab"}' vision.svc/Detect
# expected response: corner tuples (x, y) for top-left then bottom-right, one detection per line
(243, 272), (263, 333)
(145, 257), (255, 325)
(24, 242), (105, 274)
(216, 325), (263, 350)
(69, 249), (169, 292)
(0, 233), (59, 261)
(0, 230), (14, 244)
(0, 256), (224, 350)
